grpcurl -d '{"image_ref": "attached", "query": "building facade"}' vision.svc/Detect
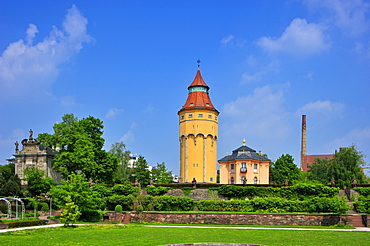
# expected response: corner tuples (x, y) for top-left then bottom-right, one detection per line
(13, 130), (61, 185)
(218, 140), (270, 184)
(178, 65), (219, 183)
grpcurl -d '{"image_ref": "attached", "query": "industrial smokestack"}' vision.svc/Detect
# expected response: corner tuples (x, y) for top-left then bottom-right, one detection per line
(300, 115), (307, 170)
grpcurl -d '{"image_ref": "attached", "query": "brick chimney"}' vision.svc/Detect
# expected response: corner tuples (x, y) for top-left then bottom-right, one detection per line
(300, 115), (307, 170)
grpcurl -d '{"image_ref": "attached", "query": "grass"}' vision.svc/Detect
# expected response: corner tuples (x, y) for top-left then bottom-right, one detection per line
(0, 225), (368, 246)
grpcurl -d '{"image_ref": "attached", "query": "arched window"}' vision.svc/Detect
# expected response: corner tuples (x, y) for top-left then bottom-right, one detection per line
(230, 177), (235, 184)
(241, 176), (246, 184)
(253, 177), (258, 184)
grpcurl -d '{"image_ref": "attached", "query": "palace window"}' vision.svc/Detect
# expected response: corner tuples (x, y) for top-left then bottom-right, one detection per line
(230, 177), (235, 184)
(241, 176), (246, 184)
(254, 164), (258, 172)
(254, 177), (258, 184)
(240, 163), (247, 172)
(230, 164), (235, 173)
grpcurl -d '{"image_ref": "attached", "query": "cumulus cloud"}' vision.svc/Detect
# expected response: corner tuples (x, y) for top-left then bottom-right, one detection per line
(297, 100), (346, 114)
(0, 5), (92, 101)
(304, 0), (370, 36)
(221, 84), (291, 141)
(257, 18), (330, 56)
(241, 59), (279, 84)
(106, 108), (124, 118)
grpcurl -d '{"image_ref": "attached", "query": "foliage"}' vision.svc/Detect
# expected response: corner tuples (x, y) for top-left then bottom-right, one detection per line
(213, 184), (339, 200)
(50, 173), (104, 211)
(109, 141), (132, 183)
(131, 156), (151, 186)
(354, 187), (370, 197)
(353, 196), (370, 213)
(24, 167), (57, 197)
(79, 210), (104, 222)
(106, 195), (134, 211)
(38, 114), (119, 183)
(308, 145), (367, 188)
(269, 154), (301, 184)
(181, 187), (193, 196)
(61, 196), (81, 226)
(2, 219), (46, 229)
(195, 197), (348, 214)
(112, 184), (140, 196)
(40, 202), (49, 211)
(0, 163), (22, 197)
(115, 205), (123, 212)
(0, 205), (22, 214)
(151, 162), (173, 184)
(91, 184), (113, 197)
(150, 196), (194, 211)
(145, 185), (171, 196)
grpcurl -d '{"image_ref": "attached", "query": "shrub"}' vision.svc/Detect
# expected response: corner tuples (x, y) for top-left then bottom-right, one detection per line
(112, 184), (140, 196)
(146, 185), (171, 196)
(115, 205), (123, 212)
(151, 196), (194, 211)
(136, 205), (144, 213)
(354, 196), (370, 213)
(106, 195), (134, 211)
(354, 187), (370, 197)
(40, 202), (49, 211)
(79, 210), (103, 222)
(4, 219), (46, 229)
(0, 205), (22, 214)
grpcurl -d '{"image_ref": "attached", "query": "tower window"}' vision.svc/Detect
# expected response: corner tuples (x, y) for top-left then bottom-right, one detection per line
(208, 115), (212, 118)
(181, 115), (184, 119)
(188, 114), (193, 118)
(210, 177), (213, 181)
(206, 103), (210, 106)
(190, 103), (194, 106)
(198, 114), (203, 117)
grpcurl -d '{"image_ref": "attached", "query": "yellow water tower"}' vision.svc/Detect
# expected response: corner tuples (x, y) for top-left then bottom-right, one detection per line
(178, 64), (219, 183)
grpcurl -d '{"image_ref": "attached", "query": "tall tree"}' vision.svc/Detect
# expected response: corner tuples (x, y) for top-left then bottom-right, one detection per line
(309, 145), (367, 188)
(38, 114), (119, 183)
(24, 167), (57, 197)
(109, 141), (131, 183)
(151, 162), (173, 184)
(0, 163), (22, 197)
(269, 154), (301, 184)
(131, 156), (151, 186)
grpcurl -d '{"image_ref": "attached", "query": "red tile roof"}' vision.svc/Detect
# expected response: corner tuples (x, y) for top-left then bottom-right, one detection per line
(301, 154), (334, 172)
(179, 69), (218, 113)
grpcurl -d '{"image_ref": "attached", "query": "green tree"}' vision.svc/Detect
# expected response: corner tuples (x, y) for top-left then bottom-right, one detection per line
(109, 141), (131, 183)
(24, 167), (57, 197)
(0, 163), (22, 197)
(49, 173), (104, 211)
(131, 156), (150, 186)
(60, 196), (81, 227)
(309, 145), (367, 188)
(38, 114), (119, 183)
(269, 154), (301, 184)
(151, 162), (173, 184)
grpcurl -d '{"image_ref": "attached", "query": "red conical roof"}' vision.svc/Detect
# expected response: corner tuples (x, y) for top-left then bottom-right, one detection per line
(179, 68), (218, 113)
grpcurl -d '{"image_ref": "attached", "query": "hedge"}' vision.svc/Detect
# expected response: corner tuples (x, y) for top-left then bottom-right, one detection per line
(2, 219), (46, 229)
(354, 196), (370, 214)
(106, 195), (134, 211)
(79, 210), (104, 222)
(112, 184), (140, 196)
(354, 187), (370, 197)
(213, 184), (339, 200)
(146, 185), (171, 196)
(0, 205), (22, 214)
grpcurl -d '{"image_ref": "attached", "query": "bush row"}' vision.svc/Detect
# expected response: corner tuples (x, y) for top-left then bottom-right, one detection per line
(354, 196), (370, 214)
(104, 195), (348, 214)
(213, 184), (339, 200)
(2, 219), (46, 229)
(354, 187), (370, 197)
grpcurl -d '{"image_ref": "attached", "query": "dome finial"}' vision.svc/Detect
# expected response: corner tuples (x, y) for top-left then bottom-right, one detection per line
(242, 139), (246, 146)
(197, 59), (201, 70)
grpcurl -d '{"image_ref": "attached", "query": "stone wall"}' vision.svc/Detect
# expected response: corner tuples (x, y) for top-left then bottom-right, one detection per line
(130, 213), (354, 226)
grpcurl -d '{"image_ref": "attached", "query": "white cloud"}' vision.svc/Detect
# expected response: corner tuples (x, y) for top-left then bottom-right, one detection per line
(120, 123), (137, 143)
(221, 35), (234, 44)
(106, 108), (124, 118)
(0, 5), (92, 101)
(304, 0), (370, 36)
(297, 100), (346, 114)
(257, 18), (330, 56)
(221, 84), (291, 141)
(241, 59), (279, 84)
(60, 95), (80, 107)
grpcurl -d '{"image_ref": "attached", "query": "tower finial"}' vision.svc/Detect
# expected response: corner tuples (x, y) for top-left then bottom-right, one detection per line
(242, 139), (246, 146)
(197, 59), (201, 70)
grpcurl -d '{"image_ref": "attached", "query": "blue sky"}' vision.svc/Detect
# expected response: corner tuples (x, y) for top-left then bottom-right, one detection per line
(0, 1), (369, 176)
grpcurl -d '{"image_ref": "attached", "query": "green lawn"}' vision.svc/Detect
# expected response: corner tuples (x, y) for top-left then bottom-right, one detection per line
(0, 225), (368, 246)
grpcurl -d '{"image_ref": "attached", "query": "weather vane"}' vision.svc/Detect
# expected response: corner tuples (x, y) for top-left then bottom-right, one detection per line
(197, 59), (201, 68)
